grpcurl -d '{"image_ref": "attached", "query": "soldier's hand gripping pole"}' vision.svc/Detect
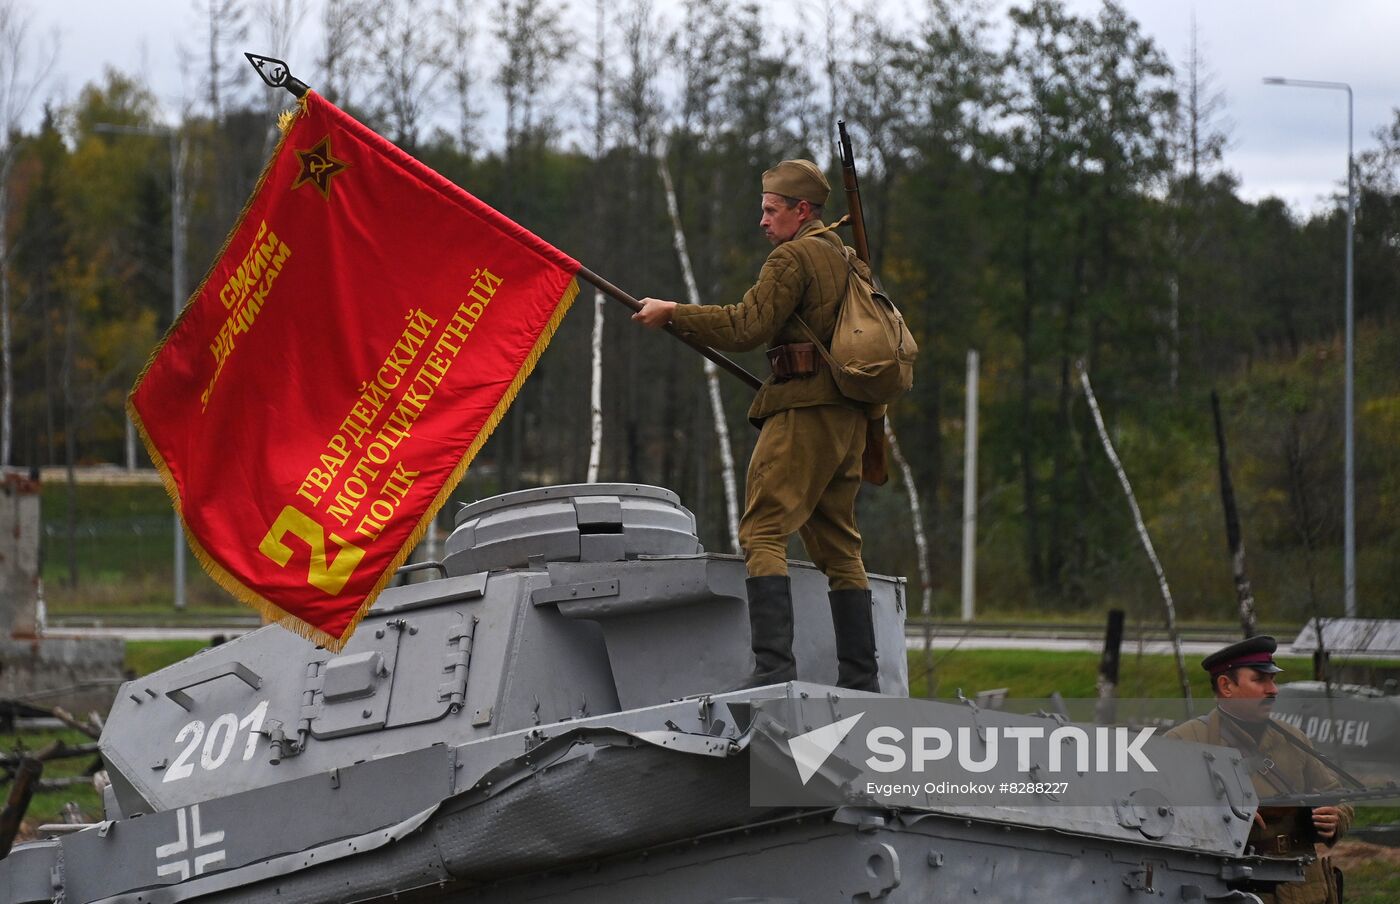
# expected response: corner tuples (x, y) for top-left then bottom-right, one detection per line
(244, 53), (763, 393)
(577, 268), (763, 391)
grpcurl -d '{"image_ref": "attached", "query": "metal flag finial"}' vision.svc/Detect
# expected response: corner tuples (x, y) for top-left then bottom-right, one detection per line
(245, 53), (310, 98)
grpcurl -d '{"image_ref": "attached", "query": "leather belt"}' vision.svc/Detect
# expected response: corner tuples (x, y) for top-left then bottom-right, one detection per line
(767, 342), (821, 382)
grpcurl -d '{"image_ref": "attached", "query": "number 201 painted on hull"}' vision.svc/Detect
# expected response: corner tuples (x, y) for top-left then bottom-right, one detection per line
(164, 700), (269, 783)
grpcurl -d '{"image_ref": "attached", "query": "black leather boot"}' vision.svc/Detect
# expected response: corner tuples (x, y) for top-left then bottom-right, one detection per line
(829, 588), (880, 692)
(731, 575), (797, 689)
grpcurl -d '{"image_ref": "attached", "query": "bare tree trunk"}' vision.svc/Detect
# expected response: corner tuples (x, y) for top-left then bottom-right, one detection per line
(1077, 361), (1191, 707)
(586, 290), (604, 483)
(584, 0), (604, 485)
(1095, 608), (1125, 724)
(657, 153), (740, 552)
(1211, 390), (1257, 636)
(886, 420), (931, 616)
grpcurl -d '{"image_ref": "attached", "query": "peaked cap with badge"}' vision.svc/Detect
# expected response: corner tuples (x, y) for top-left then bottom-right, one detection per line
(1201, 634), (1284, 678)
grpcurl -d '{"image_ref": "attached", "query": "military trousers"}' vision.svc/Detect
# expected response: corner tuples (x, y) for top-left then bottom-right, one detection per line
(739, 404), (868, 590)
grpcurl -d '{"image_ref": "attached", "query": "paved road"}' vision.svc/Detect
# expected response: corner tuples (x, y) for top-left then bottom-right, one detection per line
(904, 633), (1230, 656)
(48, 625), (254, 642)
(46, 623), (1400, 660)
(53, 625), (1222, 652)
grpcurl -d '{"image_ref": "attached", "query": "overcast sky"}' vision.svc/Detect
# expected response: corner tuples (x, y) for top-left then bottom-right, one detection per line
(19, 0), (1400, 216)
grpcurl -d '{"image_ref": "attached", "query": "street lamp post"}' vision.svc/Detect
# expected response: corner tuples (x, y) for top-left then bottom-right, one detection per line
(1262, 77), (1356, 619)
(94, 122), (189, 610)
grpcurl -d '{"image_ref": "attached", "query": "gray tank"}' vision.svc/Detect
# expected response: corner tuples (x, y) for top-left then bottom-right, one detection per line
(1, 484), (1305, 902)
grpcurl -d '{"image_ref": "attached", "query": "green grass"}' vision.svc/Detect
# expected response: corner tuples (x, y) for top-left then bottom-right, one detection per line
(1353, 806), (1400, 828)
(907, 611), (1303, 632)
(37, 483), (237, 611)
(906, 649), (1328, 700)
(1347, 859), (1400, 904)
(3, 728), (104, 826)
(126, 639), (214, 676)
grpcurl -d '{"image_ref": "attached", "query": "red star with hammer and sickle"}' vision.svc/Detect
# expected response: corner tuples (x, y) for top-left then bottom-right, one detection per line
(291, 135), (349, 200)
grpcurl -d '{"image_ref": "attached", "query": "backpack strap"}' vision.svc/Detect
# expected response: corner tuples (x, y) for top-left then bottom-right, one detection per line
(791, 264), (855, 373)
(800, 214), (850, 240)
(790, 215), (858, 364)
(792, 314), (842, 372)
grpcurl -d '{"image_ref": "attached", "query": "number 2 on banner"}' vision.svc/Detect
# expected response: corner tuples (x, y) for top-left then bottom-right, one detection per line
(259, 505), (365, 595)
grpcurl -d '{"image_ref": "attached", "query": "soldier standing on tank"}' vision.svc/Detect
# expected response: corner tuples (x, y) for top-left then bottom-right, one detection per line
(633, 159), (883, 692)
(1166, 636), (1351, 904)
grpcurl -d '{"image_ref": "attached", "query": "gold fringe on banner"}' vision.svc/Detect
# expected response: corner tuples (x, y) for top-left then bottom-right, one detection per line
(276, 106), (300, 134)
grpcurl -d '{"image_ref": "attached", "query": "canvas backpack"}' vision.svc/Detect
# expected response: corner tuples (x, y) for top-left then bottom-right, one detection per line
(794, 229), (917, 404)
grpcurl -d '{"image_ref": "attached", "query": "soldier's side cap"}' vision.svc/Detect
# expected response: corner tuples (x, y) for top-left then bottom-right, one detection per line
(762, 159), (830, 206)
(1202, 635), (1284, 676)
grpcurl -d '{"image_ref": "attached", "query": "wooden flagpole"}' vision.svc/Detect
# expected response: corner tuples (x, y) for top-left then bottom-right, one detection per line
(246, 53), (764, 395)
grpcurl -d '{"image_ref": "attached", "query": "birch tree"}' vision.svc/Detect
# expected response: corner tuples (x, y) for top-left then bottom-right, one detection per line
(1211, 390), (1257, 636)
(886, 421), (932, 615)
(586, 289), (605, 483)
(0, 0), (55, 467)
(1078, 361), (1190, 705)
(658, 153), (740, 552)
(584, 0), (607, 482)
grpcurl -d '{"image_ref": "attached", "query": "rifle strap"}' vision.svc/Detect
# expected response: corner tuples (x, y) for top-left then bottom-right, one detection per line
(1263, 720), (1368, 791)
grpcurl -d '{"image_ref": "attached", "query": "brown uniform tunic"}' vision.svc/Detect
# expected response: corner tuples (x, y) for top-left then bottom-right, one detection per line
(670, 219), (878, 589)
(1166, 709), (1351, 904)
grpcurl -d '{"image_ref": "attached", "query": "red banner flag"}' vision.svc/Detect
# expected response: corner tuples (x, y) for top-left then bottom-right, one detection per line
(129, 92), (579, 650)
